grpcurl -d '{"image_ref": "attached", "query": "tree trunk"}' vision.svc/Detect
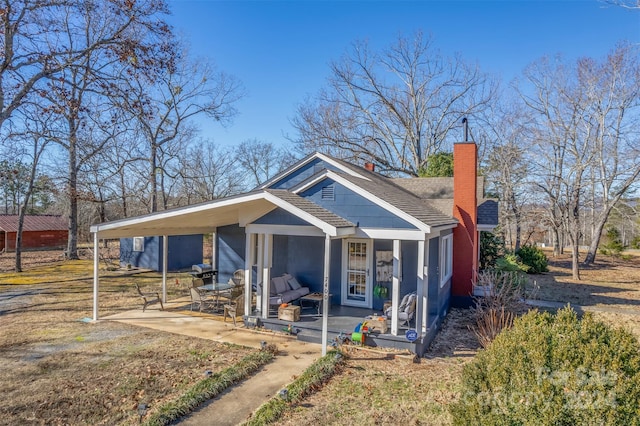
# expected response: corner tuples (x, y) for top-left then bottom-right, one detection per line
(15, 208), (24, 273)
(571, 242), (581, 280)
(583, 218), (607, 266)
(150, 143), (158, 213)
(67, 121), (79, 260)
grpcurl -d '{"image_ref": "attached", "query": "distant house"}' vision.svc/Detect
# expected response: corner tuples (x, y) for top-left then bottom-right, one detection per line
(0, 215), (67, 252)
(90, 141), (498, 355)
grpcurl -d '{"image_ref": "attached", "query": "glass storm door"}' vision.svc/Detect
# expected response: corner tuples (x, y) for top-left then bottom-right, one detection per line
(342, 239), (371, 308)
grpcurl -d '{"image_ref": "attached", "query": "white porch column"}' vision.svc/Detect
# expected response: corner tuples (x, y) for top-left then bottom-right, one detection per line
(256, 234), (264, 315)
(244, 232), (254, 316)
(390, 239), (401, 336)
(415, 239), (425, 335)
(416, 240), (429, 333)
(321, 233), (331, 356)
(260, 234), (272, 318)
(162, 235), (168, 303)
(211, 230), (217, 272)
(92, 232), (99, 321)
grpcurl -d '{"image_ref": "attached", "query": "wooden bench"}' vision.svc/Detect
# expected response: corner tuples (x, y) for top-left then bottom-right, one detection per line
(134, 283), (164, 312)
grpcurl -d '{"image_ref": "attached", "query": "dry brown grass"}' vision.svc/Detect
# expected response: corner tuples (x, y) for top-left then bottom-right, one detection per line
(277, 309), (479, 426)
(0, 248), (638, 425)
(0, 253), (253, 425)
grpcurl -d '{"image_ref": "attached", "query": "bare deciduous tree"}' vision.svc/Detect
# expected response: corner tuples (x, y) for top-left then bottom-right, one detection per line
(292, 31), (497, 176)
(235, 139), (298, 188)
(119, 49), (244, 212)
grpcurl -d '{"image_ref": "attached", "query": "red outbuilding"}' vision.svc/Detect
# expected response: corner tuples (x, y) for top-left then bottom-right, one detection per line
(0, 215), (67, 252)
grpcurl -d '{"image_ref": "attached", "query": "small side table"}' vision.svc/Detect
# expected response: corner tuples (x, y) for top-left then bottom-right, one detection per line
(299, 292), (331, 315)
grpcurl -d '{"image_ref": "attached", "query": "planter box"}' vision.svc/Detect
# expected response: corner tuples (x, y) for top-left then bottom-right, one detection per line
(278, 305), (300, 322)
(473, 285), (492, 297)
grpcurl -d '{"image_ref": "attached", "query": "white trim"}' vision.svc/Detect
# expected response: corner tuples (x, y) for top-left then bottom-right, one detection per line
(244, 233), (254, 316)
(258, 152), (369, 189)
(293, 170), (432, 233)
(247, 224), (325, 237)
(341, 238), (373, 308)
(390, 240), (401, 336)
(478, 224), (497, 232)
(90, 191), (266, 234)
(162, 235), (168, 303)
(440, 233), (453, 288)
(92, 233), (99, 321)
(321, 233), (331, 356)
(416, 239), (425, 335)
(356, 228), (426, 241)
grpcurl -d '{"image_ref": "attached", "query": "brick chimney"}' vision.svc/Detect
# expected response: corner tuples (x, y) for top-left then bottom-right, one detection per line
(451, 141), (478, 304)
(364, 162), (375, 172)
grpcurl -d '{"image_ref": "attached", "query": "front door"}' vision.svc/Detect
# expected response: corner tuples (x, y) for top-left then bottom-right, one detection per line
(342, 239), (372, 308)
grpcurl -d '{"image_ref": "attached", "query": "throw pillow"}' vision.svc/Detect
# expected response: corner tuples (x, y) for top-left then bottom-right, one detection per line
(288, 277), (302, 290)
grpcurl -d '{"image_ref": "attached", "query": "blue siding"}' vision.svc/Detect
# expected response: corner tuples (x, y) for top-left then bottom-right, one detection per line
(216, 225), (246, 283)
(269, 158), (340, 189)
(300, 180), (415, 229)
(120, 235), (203, 271)
(254, 207), (311, 226)
(428, 237), (441, 327)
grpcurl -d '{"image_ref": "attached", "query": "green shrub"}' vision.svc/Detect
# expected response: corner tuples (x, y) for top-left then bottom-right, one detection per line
(450, 307), (640, 425)
(516, 245), (549, 274)
(480, 232), (504, 270)
(601, 226), (626, 258)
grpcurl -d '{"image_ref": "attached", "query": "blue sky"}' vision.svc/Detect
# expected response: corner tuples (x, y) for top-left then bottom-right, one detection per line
(166, 0), (639, 149)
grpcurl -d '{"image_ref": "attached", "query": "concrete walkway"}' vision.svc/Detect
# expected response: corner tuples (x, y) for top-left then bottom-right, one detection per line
(104, 302), (322, 425)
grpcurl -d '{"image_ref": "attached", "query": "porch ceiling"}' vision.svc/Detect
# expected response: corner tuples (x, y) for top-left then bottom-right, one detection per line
(90, 195), (275, 239)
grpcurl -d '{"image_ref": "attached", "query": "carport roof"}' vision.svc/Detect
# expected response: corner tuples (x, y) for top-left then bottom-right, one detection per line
(90, 190), (355, 239)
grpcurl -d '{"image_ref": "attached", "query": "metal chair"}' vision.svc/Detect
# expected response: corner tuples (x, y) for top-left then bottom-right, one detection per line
(134, 283), (163, 312)
(223, 292), (245, 326)
(189, 287), (216, 312)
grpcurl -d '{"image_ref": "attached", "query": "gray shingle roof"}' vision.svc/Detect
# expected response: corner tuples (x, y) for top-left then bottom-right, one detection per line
(478, 199), (499, 226)
(265, 189), (355, 228)
(392, 176), (485, 200)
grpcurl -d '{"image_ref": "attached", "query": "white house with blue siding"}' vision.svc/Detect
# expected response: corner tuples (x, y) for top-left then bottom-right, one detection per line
(90, 141), (497, 355)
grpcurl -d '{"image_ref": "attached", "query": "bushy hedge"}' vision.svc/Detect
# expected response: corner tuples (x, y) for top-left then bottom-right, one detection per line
(450, 307), (640, 425)
(516, 245), (549, 274)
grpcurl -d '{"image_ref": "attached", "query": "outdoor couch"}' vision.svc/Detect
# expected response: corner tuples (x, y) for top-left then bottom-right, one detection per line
(266, 273), (310, 305)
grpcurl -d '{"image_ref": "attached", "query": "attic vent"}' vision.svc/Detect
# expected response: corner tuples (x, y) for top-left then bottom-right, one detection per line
(321, 184), (335, 200)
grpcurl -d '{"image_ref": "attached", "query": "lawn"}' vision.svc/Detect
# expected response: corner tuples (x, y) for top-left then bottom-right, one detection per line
(0, 249), (638, 425)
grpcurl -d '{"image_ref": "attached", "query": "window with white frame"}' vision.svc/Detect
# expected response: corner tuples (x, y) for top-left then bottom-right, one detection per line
(440, 234), (453, 287)
(133, 237), (144, 252)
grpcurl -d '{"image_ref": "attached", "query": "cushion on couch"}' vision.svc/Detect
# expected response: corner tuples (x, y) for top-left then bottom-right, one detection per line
(287, 276), (302, 290)
(271, 276), (289, 295)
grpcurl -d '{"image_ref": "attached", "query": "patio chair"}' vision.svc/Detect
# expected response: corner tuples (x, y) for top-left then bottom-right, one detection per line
(189, 287), (216, 312)
(384, 292), (417, 328)
(223, 291), (245, 326)
(134, 283), (163, 312)
(232, 269), (245, 286)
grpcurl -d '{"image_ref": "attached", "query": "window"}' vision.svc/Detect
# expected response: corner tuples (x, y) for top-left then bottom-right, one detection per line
(440, 234), (452, 287)
(133, 237), (144, 252)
